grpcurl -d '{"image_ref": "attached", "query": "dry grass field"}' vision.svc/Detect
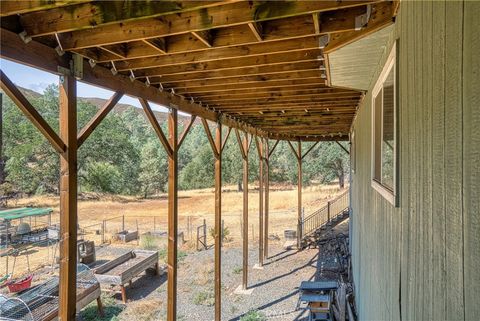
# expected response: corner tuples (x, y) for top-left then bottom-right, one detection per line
(1, 183), (346, 278)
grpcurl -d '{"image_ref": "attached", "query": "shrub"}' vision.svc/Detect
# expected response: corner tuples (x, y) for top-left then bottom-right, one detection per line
(209, 225), (230, 242)
(192, 289), (215, 306)
(140, 234), (158, 251)
(240, 310), (266, 321)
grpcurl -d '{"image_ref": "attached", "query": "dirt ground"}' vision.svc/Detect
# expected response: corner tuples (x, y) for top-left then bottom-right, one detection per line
(1, 183), (345, 276)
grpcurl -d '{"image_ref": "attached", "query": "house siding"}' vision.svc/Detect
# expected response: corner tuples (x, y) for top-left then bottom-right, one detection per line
(350, 1), (479, 320)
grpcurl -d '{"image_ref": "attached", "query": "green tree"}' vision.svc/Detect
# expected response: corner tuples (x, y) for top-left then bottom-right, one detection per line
(138, 139), (167, 197)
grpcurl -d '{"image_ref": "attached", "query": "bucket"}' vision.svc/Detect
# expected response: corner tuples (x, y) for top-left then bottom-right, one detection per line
(7, 275), (33, 293)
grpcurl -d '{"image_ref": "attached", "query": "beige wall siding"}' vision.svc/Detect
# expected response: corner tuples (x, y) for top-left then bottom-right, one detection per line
(350, 1), (479, 320)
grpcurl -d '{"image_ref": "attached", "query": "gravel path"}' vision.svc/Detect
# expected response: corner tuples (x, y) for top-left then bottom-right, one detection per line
(85, 219), (350, 321)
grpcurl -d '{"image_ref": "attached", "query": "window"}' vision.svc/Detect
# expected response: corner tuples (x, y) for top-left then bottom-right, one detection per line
(371, 42), (398, 206)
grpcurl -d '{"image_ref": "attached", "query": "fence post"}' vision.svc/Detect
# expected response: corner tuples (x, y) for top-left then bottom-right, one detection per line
(102, 220), (105, 244)
(221, 219), (224, 247)
(122, 215), (125, 231)
(327, 201), (331, 222)
(203, 219), (207, 250)
(154, 216), (156, 232)
(196, 225), (200, 251)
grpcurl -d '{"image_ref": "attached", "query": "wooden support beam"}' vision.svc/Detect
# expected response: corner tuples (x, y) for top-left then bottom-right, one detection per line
(18, 1), (232, 36)
(77, 91), (123, 147)
(132, 49), (322, 78)
(145, 61), (321, 84)
(312, 12), (321, 34)
(248, 22), (263, 42)
(58, 74), (77, 321)
(287, 140), (302, 248)
(214, 122), (222, 321)
(191, 30), (214, 48)
(264, 139), (270, 259)
(296, 141), (302, 249)
(335, 141), (350, 155)
(55, 1), (379, 50)
(139, 98), (173, 158)
(143, 38), (167, 54)
(269, 140), (280, 158)
(255, 136), (264, 267)
(235, 128), (250, 289)
(115, 36), (321, 71)
(301, 141), (320, 160)
(0, 70), (66, 153)
(174, 79), (327, 95)
(178, 115), (196, 149)
(167, 108), (178, 321)
(202, 118), (220, 159)
(221, 127), (232, 153)
(324, 3), (394, 54)
(0, 0), (90, 17)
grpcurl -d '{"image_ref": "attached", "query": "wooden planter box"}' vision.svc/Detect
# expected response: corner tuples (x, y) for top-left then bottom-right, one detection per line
(115, 230), (138, 243)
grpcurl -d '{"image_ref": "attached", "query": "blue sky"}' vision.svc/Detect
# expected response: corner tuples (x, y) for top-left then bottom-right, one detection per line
(0, 58), (170, 112)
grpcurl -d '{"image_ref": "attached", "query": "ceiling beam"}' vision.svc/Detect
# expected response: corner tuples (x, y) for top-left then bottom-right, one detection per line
(132, 49), (323, 78)
(19, 1), (236, 36)
(154, 71), (324, 89)
(146, 61), (321, 83)
(174, 79), (328, 95)
(191, 30), (214, 48)
(247, 22), (263, 41)
(324, 2), (394, 53)
(54, 1), (378, 50)
(114, 36), (321, 70)
(0, 0), (90, 17)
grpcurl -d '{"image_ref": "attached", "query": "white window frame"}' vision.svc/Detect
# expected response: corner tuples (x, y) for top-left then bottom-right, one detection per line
(371, 42), (398, 207)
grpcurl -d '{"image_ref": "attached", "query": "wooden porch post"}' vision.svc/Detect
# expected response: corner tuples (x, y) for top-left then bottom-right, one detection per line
(201, 119), (227, 321)
(255, 137), (264, 267)
(297, 141), (302, 249)
(264, 139), (269, 260)
(214, 122), (222, 321)
(235, 129), (250, 290)
(58, 74), (78, 321)
(167, 108), (178, 321)
(242, 135), (249, 289)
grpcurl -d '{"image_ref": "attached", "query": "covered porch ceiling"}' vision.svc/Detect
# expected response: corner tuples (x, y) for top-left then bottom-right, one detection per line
(0, 0), (397, 141)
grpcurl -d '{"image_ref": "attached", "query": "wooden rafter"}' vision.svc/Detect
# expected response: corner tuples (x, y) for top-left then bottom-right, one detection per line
(114, 36), (321, 70)
(132, 49), (323, 77)
(0, 0), (91, 17)
(191, 30), (214, 48)
(248, 22), (263, 42)
(0, 69), (66, 153)
(77, 91), (123, 147)
(19, 1), (236, 36)
(324, 2), (394, 53)
(54, 1), (378, 50)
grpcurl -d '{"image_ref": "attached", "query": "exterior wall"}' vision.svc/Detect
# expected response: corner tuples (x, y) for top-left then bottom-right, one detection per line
(350, 2), (479, 320)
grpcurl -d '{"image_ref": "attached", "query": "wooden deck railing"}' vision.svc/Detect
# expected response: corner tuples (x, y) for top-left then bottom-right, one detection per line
(298, 189), (350, 244)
